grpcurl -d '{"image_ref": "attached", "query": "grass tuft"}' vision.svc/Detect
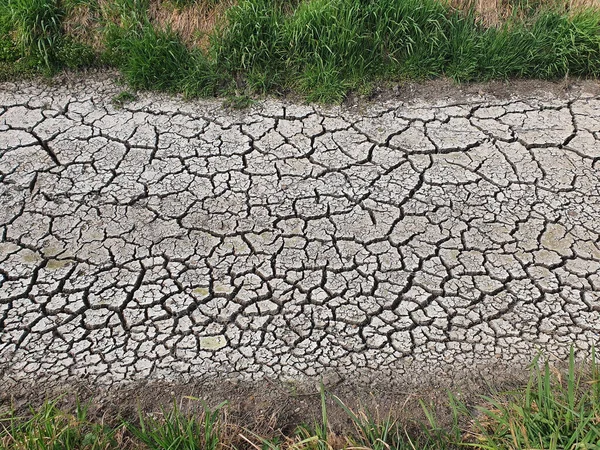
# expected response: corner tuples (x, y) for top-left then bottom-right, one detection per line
(462, 347), (600, 449)
(115, 25), (192, 91)
(124, 397), (226, 450)
(0, 397), (118, 450)
(2, 0), (63, 69)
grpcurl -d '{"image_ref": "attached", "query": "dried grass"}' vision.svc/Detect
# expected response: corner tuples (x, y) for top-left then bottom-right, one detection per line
(448, 0), (600, 24)
(63, 0), (235, 51)
(63, 4), (105, 50)
(148, 0), (235, 48)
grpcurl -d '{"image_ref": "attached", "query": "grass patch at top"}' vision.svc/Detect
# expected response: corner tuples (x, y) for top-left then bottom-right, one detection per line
(0, 0), (97, 72)
(4, 0), (63, 68)
(115, 25), (192, 91)
(212, 0), (600, 100)
(0, 0), (600, 99)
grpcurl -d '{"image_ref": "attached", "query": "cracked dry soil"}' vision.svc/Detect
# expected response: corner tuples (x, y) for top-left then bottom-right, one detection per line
(1, 76), (600, 392)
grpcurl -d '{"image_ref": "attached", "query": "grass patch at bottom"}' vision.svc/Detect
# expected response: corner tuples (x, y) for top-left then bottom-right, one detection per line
(0, 398), (120, 450)
(1, 349), (599, 450)
(124, 399), (226, 450)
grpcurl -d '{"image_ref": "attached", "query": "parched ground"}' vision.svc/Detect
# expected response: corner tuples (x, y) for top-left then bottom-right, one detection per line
(1, 75), (600, 393)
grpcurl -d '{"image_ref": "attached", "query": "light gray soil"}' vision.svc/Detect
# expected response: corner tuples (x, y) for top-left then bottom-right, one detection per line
(1, 75), (599, 402)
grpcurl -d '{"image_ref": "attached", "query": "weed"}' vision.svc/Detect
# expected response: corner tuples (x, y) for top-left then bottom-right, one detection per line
(462, 347), (600, 449)
(112, 90), (137, 107)
(224, 93), (255, 109)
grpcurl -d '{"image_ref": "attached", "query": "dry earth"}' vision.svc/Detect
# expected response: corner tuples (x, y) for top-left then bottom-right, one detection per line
(1, 75), (600, 406)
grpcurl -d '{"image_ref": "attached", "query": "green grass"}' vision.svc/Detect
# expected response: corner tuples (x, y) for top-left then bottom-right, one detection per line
(206, 0), (600, 100)
(224, 0), (600, 96)
(290, 384), (445, 450)
(0, 0), (97, 74)
(3, 0), (63, 69)
(116, 25), (193, 91)
(462, 347), (600, 449)
(0, 397), (118, 450)
(1, 0), (599, 100)
(1, 349), (599, 450)
(125, 398), (226, 450)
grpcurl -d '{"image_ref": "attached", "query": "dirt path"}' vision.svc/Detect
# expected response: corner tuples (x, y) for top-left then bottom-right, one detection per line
(1, 76), (600, 388)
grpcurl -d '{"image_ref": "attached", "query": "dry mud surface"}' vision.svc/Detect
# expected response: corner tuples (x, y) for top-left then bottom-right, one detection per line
(1, 76), (600, 391)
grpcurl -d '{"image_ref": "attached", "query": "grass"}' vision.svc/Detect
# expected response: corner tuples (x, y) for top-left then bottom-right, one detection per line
(111, 90), (137, 107)
(0, 0), (599, 100)
(0, 397), (120, 450)
(116, 25), (192, 91)
(0, 0), (97, 71)
(1, 349), (600, 449)
(212, 0), (600, 100)
(462, 347), (600, 449)
(124, 398), (227, 450)
(4, 0), (63, 68)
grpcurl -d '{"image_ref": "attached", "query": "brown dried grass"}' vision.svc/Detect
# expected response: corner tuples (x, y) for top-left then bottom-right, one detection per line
(63, 0), (235, 51)
(63, 4), (105, 50)
(148, 0), (236, 48)
(449, 0), (600, 25)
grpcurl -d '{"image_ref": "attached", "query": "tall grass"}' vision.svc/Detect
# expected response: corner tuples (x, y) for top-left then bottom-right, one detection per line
(210, 0), (600, 100)
(1, 0), (63, 68)
(211, 0), (286, 93)
(0, 0), (96, 72)
(101, 0), (227, 94)
(463, 347), (600, 449)
(1, 0), (600, 96)
(117, 25), (193, 91)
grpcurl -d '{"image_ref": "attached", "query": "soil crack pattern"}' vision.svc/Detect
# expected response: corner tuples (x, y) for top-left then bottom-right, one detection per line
(1, 78), (600, 386)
